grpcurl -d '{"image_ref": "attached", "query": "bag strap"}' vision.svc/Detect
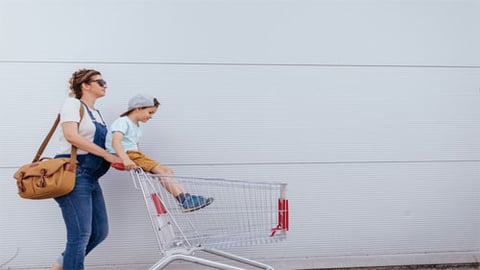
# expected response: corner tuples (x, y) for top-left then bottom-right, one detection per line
(33, 104), (85, 163)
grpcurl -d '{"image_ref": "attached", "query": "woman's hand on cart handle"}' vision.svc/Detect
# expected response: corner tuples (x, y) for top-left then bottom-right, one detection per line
(112, 162), (139, 171)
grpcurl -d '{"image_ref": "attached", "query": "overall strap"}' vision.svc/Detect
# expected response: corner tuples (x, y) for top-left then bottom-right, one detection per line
(80, 100), (106, 126)
(33, 105), (85, 163)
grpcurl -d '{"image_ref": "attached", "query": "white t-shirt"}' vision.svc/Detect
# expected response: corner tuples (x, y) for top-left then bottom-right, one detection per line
(57, 97), (106, 155)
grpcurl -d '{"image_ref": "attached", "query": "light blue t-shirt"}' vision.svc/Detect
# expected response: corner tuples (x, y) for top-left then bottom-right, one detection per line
(106, 116), (142, 153)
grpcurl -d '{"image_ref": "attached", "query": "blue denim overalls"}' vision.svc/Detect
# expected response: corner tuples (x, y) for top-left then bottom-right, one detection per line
(55, 101), (110, 177)
(75, 101), (110, 177)
(54, 101), (111, 270)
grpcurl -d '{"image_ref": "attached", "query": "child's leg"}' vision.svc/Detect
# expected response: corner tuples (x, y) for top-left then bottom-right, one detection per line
(150, 164), (214, 212)
(126, 151), (186, 197)
(150, 165), (186, 197)
(127, 151), (213, 212)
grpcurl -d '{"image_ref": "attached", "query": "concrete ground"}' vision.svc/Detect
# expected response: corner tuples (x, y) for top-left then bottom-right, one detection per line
(324, 264), (480, 270)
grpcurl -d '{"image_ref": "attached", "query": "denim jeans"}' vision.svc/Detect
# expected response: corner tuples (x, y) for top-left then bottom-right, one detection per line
(54, 103), (111, 269)
(54, 169), (109, 270)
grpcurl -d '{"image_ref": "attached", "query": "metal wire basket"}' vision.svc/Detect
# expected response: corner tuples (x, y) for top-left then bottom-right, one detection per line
(127, 167), (289, 270)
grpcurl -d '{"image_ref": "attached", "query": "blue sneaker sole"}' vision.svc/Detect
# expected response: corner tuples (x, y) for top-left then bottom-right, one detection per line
(182, 197), (214, 213)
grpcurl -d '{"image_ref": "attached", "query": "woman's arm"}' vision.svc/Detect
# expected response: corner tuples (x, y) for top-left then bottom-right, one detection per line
(62, 122), (121, 164)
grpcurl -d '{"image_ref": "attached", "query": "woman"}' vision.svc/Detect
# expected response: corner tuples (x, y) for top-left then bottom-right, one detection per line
(51, 69), (122, 270)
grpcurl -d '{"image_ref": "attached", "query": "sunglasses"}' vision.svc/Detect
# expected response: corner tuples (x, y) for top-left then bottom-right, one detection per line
(89, 79), (107, 87)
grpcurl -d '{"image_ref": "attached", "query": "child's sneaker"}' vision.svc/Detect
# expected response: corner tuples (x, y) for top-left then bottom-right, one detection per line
(182, 194), (214, 213)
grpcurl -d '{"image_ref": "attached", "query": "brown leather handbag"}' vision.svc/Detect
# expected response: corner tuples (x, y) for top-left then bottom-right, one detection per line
(13, 106), (84, 199)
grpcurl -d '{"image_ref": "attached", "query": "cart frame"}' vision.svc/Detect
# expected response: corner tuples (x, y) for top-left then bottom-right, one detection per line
(129, 168), (288, 270)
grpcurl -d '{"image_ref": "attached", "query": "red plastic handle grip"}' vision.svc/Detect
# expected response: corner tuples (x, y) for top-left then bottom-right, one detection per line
(111, 162), (125, 170)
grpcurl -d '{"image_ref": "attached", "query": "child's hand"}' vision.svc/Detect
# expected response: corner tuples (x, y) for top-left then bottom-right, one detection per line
(122, 158), (138, 171)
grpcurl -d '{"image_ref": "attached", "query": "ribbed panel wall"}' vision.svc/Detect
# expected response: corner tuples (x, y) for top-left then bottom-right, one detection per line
(1, 1), (479, 269)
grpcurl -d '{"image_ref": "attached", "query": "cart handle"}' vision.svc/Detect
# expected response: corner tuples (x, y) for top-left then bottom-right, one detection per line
(112, 163), (145, 190)
(112, 162), (125, 170)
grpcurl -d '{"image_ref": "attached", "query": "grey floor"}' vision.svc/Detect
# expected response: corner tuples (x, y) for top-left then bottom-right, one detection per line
(327, 264), (480, 270)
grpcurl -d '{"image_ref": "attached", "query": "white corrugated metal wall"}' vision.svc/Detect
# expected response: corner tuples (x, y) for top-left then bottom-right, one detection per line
(1, 0), (479, 269)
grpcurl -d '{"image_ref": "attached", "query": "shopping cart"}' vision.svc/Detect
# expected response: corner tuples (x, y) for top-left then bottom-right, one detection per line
(119, 165), (289, 270)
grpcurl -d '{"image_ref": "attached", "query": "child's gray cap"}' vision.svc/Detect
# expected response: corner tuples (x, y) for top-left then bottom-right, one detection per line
(120, 94), (156, 117)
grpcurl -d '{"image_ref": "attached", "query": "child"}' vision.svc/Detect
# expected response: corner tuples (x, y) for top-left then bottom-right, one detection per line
(106, 94), (213, 212)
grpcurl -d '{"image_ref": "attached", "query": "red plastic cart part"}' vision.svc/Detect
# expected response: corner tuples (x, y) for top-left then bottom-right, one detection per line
(111, 162), (125, 170)
(151, 193), (167, 215)
(271, 198), (289, 236)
